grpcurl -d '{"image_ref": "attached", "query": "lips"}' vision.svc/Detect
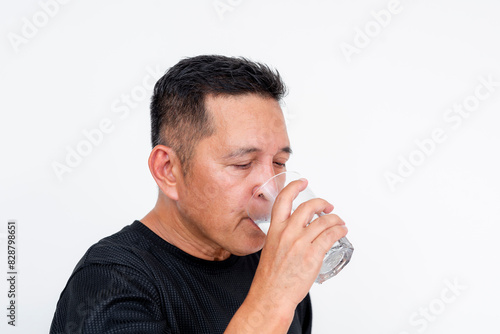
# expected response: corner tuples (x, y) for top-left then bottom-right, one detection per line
(244, 217), (261, 230)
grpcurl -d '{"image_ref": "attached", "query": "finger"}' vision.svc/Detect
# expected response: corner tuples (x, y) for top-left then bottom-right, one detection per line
(269, 178), (308, 230)
(322, 204), (334, 215)
(311, 224), (348, 258)
(302, 213), (345, 244)
(288, 199), (334, 230)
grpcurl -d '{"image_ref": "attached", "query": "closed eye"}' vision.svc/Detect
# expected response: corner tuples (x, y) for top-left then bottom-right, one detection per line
(232, 161), (286, 170)
(233, 162), (252, 169)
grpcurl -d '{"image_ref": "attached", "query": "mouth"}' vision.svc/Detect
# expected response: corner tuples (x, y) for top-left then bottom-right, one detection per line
(243, 217), (262, 230)
(245, 217), (270, 237)
(245, 217), (257, 225)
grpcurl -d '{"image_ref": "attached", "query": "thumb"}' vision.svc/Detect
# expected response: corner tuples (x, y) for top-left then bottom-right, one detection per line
(269, 178), (308, 231)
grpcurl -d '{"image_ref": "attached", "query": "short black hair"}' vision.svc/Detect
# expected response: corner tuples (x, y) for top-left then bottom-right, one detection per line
(150, 55), (287, 175)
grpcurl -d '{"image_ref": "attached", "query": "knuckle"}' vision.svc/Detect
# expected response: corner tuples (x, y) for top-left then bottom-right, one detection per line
(324, 213), (345, 226)
(324, 226), (345, 243)
(280, 224), (297, 244)
(314, 215), (334, 228)
(333, 225), (348, 240)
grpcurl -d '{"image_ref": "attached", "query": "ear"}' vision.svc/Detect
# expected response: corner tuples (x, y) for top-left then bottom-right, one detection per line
(148, 145), (182, 201)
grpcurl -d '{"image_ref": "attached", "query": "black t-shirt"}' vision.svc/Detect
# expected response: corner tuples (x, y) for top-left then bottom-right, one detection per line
(50, 220), (312, 333)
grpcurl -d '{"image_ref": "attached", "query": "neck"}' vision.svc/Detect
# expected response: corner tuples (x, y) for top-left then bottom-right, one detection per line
(141, 195), (231, 261)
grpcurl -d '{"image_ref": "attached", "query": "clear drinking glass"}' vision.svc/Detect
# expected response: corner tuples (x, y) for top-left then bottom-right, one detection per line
(246, 171), (353, 284)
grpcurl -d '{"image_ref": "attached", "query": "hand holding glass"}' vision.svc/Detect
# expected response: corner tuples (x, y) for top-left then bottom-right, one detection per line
(246, 171), (353, 284)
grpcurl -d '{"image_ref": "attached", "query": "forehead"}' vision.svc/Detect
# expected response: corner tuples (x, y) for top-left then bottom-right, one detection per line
(204, 94), (289, 152)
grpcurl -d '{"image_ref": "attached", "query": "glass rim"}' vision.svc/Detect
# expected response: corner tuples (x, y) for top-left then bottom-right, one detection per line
(246, 170), (302, 216)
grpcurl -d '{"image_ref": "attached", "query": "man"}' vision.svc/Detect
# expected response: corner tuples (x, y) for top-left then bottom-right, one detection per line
(50, 55), (348, 333)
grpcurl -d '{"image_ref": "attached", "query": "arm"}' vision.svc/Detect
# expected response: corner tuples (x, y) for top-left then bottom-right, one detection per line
(225, 179), (347, 333)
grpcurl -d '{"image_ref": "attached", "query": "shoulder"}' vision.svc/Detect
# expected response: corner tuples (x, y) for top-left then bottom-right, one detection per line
(68, 220), (170, 283)
(50, 221), (169, 333)
(52, 222), (167, 318)
(78, 221), (148, 265)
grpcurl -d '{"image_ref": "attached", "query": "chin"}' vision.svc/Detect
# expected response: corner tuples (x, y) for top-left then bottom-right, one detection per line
(231, 233), (266, 256)
(228, 218), (266, 255)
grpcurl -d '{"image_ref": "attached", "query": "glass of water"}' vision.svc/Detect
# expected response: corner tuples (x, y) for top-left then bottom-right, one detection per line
(246, 171), (353, 283)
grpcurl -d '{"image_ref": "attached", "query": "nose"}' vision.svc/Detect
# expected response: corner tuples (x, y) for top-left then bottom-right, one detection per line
(251, 167), (287, 208)
(251, 162), (278, 197)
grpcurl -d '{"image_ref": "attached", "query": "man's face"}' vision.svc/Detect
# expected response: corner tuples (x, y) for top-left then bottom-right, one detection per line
(175, 93), (291, 256)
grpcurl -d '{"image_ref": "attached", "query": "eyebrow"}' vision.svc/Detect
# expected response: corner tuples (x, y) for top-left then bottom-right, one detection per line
(222, 146), (293, 160)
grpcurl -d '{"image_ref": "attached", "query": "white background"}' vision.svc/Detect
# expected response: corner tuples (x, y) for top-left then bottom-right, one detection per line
(1, 0), (499, 333)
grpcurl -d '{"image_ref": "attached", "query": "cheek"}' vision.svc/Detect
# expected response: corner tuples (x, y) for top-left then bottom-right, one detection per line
(199, 182), (221, 204)
(203, 180), (251, 218)
(182, 169), (254, 220)
(228, 184), (256, 216)
(184, 177), (231, 215)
